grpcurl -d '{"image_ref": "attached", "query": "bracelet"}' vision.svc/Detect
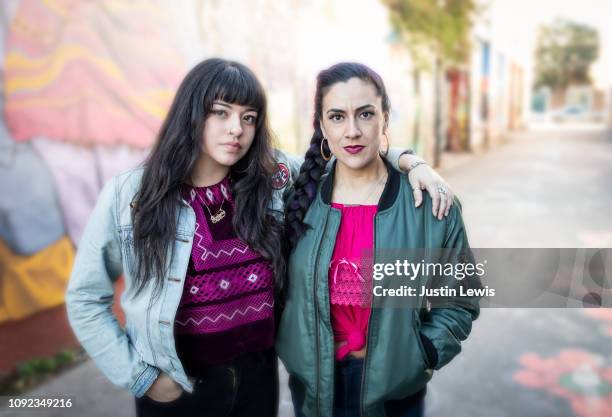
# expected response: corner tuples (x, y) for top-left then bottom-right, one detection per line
(407, 161), (427, 172)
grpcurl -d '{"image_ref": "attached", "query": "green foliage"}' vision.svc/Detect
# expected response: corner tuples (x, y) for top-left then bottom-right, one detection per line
(384, 0), (478, 68)
(14, 350), (78, 380)
(1, 349), (84, 395)
(534, 19), (600, 90)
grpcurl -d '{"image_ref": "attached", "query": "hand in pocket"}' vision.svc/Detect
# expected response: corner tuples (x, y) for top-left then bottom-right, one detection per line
(145, 372), (184, 403)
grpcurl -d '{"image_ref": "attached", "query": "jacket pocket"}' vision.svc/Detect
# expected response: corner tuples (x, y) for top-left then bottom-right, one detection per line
(414, 327), (431, 369)
(412, 311), (434, 377)
(140, 390), (186, 407)
(377, 313), (433, 402)
(119, 227), (191, 277)
(120, 227), (135, 273)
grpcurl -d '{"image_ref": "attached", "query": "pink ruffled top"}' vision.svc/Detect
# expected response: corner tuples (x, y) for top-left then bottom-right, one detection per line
(329, 203), (377, 360)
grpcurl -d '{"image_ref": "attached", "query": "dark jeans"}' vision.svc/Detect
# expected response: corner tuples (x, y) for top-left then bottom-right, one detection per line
(295, 357), (425, 417)
(135, 349), (278, 417)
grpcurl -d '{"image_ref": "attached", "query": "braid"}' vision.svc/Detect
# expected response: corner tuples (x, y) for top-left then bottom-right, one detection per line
(285, 121), (328, 249)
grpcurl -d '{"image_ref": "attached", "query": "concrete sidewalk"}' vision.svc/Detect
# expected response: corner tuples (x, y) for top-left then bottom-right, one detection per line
(0, 359), (294, 417)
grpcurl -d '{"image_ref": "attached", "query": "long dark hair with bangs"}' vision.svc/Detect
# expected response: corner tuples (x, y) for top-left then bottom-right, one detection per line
(131, 58), (285, 297)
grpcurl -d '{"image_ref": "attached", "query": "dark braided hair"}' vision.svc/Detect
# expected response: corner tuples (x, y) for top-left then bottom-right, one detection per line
(285, 62), (391, 250)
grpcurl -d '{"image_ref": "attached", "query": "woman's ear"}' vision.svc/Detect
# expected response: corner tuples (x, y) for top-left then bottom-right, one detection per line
(383, 112), (390, 133)
(319, 121), (327, 138)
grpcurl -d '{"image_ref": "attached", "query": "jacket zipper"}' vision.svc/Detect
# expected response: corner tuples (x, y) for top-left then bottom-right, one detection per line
(313, 206), (331, 417)
(359, 215), (378, 417)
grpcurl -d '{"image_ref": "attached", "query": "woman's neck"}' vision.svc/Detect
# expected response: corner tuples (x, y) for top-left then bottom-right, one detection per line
(190, 154), (230, 187)
(332, 156), (388, 205)
(335, 156), (387, 188)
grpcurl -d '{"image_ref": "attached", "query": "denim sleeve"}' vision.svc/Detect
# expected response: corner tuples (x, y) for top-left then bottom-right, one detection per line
(275, 148), (304, 180)
(387, 147), (414, 172)
(65, 176), (160, 397)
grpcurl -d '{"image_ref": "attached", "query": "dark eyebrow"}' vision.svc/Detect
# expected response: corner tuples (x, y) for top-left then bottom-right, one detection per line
(355, 104), (376, 112)
(213, 101), (258, 113)
(326, 104), (376, 114)
(212, 101), (232, 109)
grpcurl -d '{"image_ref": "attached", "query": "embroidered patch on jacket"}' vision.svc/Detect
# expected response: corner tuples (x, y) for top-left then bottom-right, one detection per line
(272, 163), (291, 189)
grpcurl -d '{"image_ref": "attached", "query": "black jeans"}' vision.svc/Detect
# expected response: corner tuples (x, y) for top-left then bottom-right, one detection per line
(135, 349), (278, 417)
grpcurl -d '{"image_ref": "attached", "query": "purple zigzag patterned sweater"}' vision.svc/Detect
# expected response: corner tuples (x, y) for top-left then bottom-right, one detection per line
(174, 176), (275, 372)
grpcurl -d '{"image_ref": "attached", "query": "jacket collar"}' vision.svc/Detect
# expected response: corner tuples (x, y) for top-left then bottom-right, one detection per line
(320, 157), (400, 211)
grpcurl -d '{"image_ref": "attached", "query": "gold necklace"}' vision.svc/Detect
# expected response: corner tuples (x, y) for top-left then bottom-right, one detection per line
(338, 171), (388, 206)
(202, 198), (226, 223)
(189, 176), (229, 224)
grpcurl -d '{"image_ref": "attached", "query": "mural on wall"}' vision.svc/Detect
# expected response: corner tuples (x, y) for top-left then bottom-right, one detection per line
(0, 0), (187, 322)
(4, 0), (185, 147)
(0, 115), (73, 322)
(0, 237), (74, 322)
(2, 0), (188, 248)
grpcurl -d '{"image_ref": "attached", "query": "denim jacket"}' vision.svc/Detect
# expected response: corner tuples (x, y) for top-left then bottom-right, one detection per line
(65, 150), (303, 397)
(65, 148), (407, 398)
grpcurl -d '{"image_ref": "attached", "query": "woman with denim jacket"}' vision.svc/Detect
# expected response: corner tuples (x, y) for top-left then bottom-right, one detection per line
(65, 58), (456, 417)
(278, 63), (480, 417)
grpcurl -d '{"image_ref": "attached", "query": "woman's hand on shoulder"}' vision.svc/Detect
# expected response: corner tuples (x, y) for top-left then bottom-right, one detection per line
(399, 154), (455, 220)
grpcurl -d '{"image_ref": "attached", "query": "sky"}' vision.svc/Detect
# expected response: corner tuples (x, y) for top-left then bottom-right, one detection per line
(489, 0), (612, 89)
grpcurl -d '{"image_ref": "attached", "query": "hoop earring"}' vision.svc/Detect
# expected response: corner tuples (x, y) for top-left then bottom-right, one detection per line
(379, 133), (390, 157)
(320, 138), (332, 162)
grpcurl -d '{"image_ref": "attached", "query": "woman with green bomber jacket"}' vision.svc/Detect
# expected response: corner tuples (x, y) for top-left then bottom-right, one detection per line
(278, 62), (481, 417)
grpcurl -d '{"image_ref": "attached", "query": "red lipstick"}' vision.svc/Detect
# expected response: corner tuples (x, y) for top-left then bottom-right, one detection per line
(344, 145), (365, 154)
